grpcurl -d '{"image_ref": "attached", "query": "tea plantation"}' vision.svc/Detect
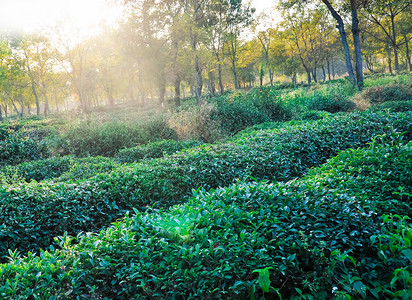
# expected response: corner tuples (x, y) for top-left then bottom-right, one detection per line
(0, 78), (411, 299)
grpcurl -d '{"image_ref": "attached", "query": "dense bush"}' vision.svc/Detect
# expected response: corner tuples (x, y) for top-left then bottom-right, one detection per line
(210, 87), (293, 134)
(0, 141), (410, 299)
(115, 139), (203, 163)
(0, 111), (411, 261)
(369, 100), (412, 112)
(0, 156), (119, 183)
(57, 116), (177, 157)
(0, 131), (52, 166)
(307, 85), (356, 113)
(168, 104), (224, 142)
(361, 83), (412, 104)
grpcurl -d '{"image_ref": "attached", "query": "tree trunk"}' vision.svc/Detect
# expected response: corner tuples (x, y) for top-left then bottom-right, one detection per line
(232, 59), (239, 89)
(159, 85), (165, 105)
(108, 94), (114, 106)
(27, 104), (31, 115)
(390, 14), (399, 73)
(174, 77), (181, 107)
(0, 105), (3, 122)
(195, 56), (203, 105)
(327, 60), (332, 81)
(387, 45), (393, 74)
(54, 87), (59, 112)
(306, 69), (312, 85)
(44, 95), (49, 117)
(322, 65), (326, 82)
(216, 56), (224, 95)
(29, 80), (40, 116)
(312, 63), (318, 82)
(260, 65), (264, 87)
(209, 71), (215, 97)
(405, 34), (411, 72)
(350, 0), (364, 90)
(322, 0), (357, 88)
(269, 68), (274, 86)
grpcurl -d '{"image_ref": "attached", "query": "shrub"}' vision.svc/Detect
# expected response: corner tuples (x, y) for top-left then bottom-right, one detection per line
(307, 85), (356, 113)
(298, 110), (330, 121)
(210, 87), (292, 134)
(361, 83), (412, 104)
(115, 139), (203, 163)
(168, 104), (224, 142)
(0, 141), (410, 299)
(0, 156), (119, 183)
(0, 131), (51, 166)
(57, 117), (176, 157)
(0, 111), (411, 261)
(369, 100), (412, 112)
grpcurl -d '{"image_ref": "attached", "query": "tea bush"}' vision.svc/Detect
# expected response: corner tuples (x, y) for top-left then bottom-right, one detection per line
(209, 87), (293, 134)
(0, 141), (410, 299)
(0, 131), (52, 166)
(57, 116), (177, 157)
(307, 86), (356, 113)
(115, 139), (203, 163)
(369, 100), (412, 112)
(0, 156), (119, 183)
(361, 83), (412, 105)
(167, 104), (224, 142)
(0, 111), (411, 261)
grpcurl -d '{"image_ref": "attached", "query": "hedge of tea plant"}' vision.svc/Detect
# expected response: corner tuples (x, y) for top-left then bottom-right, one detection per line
(115, 139), (203, 163)
(0, 141), (410, 299)
(0, 156), (119, 183)
(0, 111), (411, 261)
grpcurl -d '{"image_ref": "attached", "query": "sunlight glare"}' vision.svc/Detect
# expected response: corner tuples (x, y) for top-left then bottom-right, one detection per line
(0, 0), (123, 38)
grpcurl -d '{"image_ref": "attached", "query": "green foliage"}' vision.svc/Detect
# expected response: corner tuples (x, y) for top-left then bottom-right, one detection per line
(361, 84), (412, 105)
(209, 87), (293, 134)
(0, 111), (411, 261)
(115, 139), (203, 163)
(0, 130), (52, 166)
(0, 141), (410, 299)
(57, 116), (177, 157)
(369, 101), (412, 112)
(167, 104), (224, 142)
(307, 85), (356, 113)
(0, 156), (119, 183)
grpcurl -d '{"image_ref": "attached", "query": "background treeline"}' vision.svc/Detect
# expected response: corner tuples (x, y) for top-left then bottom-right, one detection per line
(0, 0), (410, 118)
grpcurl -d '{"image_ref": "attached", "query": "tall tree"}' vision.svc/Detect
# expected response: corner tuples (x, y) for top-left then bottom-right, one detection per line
(362, 0), (412, 73)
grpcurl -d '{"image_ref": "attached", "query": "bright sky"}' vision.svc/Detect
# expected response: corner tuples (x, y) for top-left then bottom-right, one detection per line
(0, 0), (123, 37)
(251, 0), (277, 13)
(0, 0), (277, 38)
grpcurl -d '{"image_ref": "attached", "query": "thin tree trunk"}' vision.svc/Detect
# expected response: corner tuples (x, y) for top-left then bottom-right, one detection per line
(322, 65), (326, 82)
(174, 77), (181, 107)
(44, 95), (49, 117)
(195, 56), (203, 104)
(260, 64), (264, 87)
(306, 69), (312, 85)
(209, 71), (215, 97)
(391, 14), (399, 73)
(350, 0), (364, 90)
(269, 68), (274, 86)
(327, 60), (332, 81)
(387, 45), (393, 74)
(30, 79), (40, 116)
(216, 56), (224, 95)
(322, 0), (357, 88)
(0, 105), (3, 121)
(404, 34), (411, 72)
(54, 87), (59, 112)
(332, 59), (336, 79)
